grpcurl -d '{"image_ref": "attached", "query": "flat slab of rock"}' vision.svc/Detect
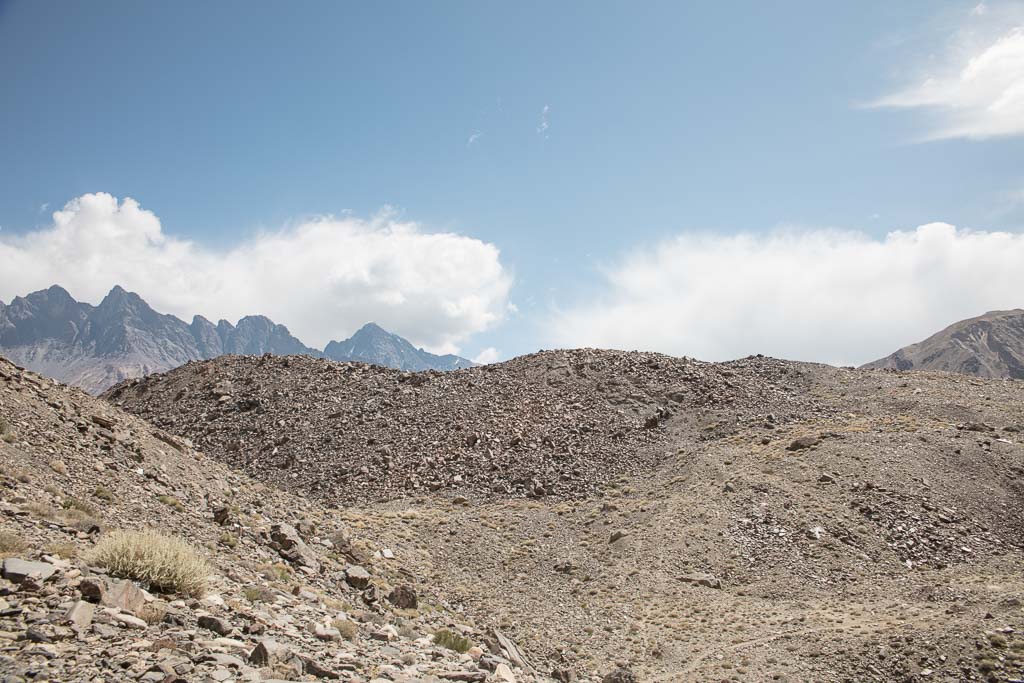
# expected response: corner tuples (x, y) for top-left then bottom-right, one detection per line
(1, 558), (56, 584)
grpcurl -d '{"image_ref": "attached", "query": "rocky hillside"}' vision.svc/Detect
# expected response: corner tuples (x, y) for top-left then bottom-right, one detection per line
(0, 286), (474, 394)
(106, 349), (1024, 681)
(0, 355), (568, 682)
(863, 309), (1024, 379)
(325, 323), (475, 371)
(103, 350), (827, 503)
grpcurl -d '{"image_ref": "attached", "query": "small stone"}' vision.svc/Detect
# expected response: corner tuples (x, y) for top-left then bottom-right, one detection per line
(102, 579), (146, 615)
(787, 436), (819, 451)
(678, 573), (722, 589)
(111, 612), (148, 629)
(314, 624), (341, 641)
(345, 565), (371, 589)
(63, 600), (95, 630)
(198, 614), (233, 636)
(248, 638), (291, 667)
(495, 663), (516, 682)
(602, 668), (638, 683)
(78, 576), (107, 603)
(387, 584), (418, 609)
(608, 530), (628, 544)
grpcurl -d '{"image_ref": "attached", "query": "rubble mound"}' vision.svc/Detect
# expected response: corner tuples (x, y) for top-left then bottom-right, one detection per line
(0, 356), (559, 682)
(104, 350), (830, 503)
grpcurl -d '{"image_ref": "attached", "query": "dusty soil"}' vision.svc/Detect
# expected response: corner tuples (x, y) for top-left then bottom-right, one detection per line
(101, 351), (1024, 681)
(2, 350), (1024, 679)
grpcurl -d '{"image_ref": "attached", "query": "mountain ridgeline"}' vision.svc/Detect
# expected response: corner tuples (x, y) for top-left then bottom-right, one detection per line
(0, 285), (474, 393)
(863, 309), (1024, 379)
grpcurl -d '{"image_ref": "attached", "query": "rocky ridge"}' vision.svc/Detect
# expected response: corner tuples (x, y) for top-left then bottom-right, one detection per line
(863, 309), (1024, 379)
(103, 350), (830, 503)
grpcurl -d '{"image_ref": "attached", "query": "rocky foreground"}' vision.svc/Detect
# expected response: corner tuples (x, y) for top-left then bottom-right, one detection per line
(105, 351), (1024, 681)
(3, 347), (1024, 681)
(0, 356), (570, 683)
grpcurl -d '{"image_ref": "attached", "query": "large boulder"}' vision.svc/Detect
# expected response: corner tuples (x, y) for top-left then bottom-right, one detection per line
(269, 523), (320, 572)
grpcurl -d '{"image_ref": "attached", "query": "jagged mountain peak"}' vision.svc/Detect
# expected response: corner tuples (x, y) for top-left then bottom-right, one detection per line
(0, 285), (474, 391)
(323, 322), (473, 372)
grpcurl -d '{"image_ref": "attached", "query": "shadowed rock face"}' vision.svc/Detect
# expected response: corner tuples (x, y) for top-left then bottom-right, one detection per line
(0, 286), (475, 393)
(863, 309), (1024, 379)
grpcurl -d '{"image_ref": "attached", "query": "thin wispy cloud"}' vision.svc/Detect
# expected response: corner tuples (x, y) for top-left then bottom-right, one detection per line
(537, 104), (550, 137)
(467, 130), (482, 146)
(869, 4), (1024, 140)
(0, 193), (514, 355)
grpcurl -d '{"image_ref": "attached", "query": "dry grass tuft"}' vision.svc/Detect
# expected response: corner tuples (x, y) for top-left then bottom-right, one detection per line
(87, 529), (209, 597)
(333, 618), (358, 641)
(433, 629), (472, 653)
(0, 530), (28, 558)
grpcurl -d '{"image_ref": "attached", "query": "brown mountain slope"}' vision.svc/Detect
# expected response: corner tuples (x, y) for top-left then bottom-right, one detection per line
(862, 309), (1024, 379)
(105, 349), (1024, 681)
(0, 355), (560, 682)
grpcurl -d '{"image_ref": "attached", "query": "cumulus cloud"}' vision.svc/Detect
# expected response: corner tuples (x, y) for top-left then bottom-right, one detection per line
(870, 11), (1024, 140)
(548, 223), (1024, 366)
(0, 193), (513, 353)
(472, 347), (501, 364)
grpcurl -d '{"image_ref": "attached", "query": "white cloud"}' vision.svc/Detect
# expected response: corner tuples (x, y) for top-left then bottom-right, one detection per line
(472, 347), (501, 364)
(0, 193), (513, 354)
(467, 130), (482, 146)
(537, 105), (550, 136)
(548, 223), (1024, 366)
(870, 12), (1024, 140)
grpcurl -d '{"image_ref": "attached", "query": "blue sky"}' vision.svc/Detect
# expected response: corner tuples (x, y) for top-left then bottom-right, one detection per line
(1, 1), (1023, 364)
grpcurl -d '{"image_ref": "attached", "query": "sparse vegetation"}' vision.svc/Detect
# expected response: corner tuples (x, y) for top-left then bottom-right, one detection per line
(155, 494), (184, 511)
(333, 618), (358, 641)
(61, 496), (97, 516)
(93, 485), (114, 502)
(138, 601), (169, 625)
(48, 459), (67, 475)
(0, 530), (28, 558)
(433, 629), (472, 653)
(46, 541), (78, 559)
(87, 529), (209, 597)
(0, 417), (15, 443)
(219, 532), (238, 548)
(243, 585), (276, 603)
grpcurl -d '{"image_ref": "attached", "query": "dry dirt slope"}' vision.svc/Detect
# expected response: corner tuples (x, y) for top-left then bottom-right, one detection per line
(105, 351), (1024, 681)
(0, 355), (568, 683)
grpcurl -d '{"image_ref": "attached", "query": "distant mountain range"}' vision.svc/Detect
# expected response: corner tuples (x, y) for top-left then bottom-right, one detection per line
(0, 285), (474, 393)
(863, 309), (1024, 380)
